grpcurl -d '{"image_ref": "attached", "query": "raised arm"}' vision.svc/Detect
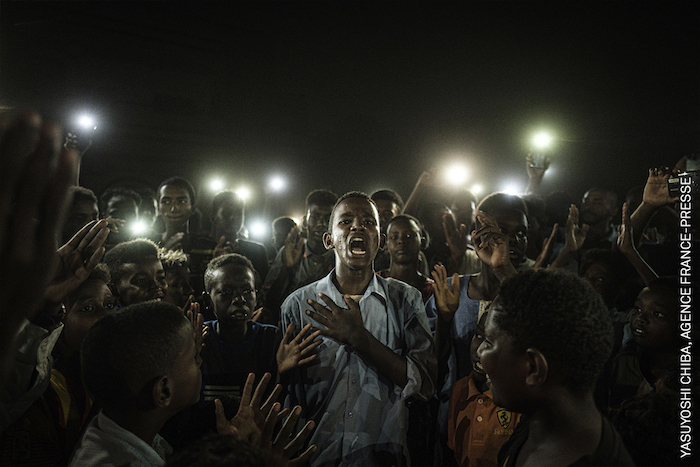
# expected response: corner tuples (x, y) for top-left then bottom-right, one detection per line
(617, 202), (658, 286)
(630, 167), (679, 247)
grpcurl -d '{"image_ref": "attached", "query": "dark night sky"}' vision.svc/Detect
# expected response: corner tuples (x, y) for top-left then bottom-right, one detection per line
(1, 1), (698, 227)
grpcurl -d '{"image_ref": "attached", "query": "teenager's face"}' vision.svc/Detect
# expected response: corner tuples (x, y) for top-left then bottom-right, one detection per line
(62, 279), (117, 352)
(631, 287), (675, 351)
(115, 257), (166, 307)
(490, 209), (528, 266)
(306, 203), (333, 245)
(451, 198), (476, 231)
(63, 200), (99, 241)
(168, 323), (203, 411)
(212, 198), (244, 241)
(159, 185), (193, 229)
(208, 265), (257, 326)
(580, 190), (615, 226)
(470, 313), (488, 383)
(386, 218), (421, 266)
(325, 197), (382, 272)
(105, 195), (139, 222)
(163, 267), (194, 309)
(373, 199), (401, 234)
(477, 306), (527, 411)
(582, 262), (618, 309)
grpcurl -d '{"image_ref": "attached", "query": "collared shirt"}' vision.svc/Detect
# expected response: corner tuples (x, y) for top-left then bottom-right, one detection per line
(448, 372), (521, 467)
(69, 410), (172, 467)
(281, 271), (436, 467)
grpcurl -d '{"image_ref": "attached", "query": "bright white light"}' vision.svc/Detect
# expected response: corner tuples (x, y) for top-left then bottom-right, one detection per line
(444, 163), (469, 186)
(532, 131), (553, 149)
(209, 178), (225, 192)
(77, 115), (96, 130)
(500, 181), (523, 196)
(470, 184), (484, 195)
(236, 186), (251, 202)
(131, 220), (149, 236)
(249, 220), (268, 239)
(268, 175), (286, 192)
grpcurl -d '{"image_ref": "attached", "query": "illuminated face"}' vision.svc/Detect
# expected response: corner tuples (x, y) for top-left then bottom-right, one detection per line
(62, 279), (117, 352)
(115, 257), (166, 307)
(208, 265), (257, 327)
(167, 322), (203, 411)
(373, 199), (401, 234)
(477, 306), (527, 411)
(159, 185), (193, 230)
(306, 203), (333, 246)
(489, 208), (528, 266)
(386, 217), (422, 266)
(163, 266), (194, 309)
(324, 197), (382, 272)
(630, 287), (675, 351)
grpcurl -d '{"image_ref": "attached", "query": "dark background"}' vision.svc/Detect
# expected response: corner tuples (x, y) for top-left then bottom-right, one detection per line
(2, 1), (698, 230)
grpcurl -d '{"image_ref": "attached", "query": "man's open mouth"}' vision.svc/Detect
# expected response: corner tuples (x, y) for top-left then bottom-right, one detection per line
(350, 237), (367, 256)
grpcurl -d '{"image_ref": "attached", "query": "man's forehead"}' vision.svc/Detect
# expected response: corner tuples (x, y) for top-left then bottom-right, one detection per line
(160, 185), (190, 199)
(307, 203), (333, 215)
(334, 197), (378, 217)
(388, 217), (420, 233)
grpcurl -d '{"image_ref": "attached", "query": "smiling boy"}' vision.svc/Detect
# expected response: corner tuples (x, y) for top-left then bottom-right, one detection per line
(281, 192), (436, 466)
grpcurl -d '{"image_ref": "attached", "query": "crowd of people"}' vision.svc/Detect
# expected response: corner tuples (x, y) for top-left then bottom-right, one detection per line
(1, 111), (698, 467)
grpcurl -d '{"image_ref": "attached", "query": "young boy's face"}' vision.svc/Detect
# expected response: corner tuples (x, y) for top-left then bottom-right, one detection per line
(212, 197), (244, 241)
(477, 306), (527, 411)
(62, 279), (117, 352)
(374, 199), (401, 235)
(167, 322), (203, 411)
(324, 197), (383, 272)
(488, 208), (528, 266)
(208, 264), (257, 326)
(163, 266), (194, 309)
(62, 199), (99, 242)
(306, 203), (333, 246)
(115, 257), (167, 307)
(631, 286), (675, 351)
(470, 312), (488, 384)
(158, 184), (193, 230)
(386, 218), (421, 266)
(581, 261), (619, 309)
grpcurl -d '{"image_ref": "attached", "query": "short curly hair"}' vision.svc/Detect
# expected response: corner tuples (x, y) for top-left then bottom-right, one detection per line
(157, 176), (196, 206)
(328, 191), (379, 231)
(491, 269), (613, 394)
(370, 189), (404, 212)
(204, 253), (256, 293)
(103, 238), (160, 285)
(81, 301), (190, 412)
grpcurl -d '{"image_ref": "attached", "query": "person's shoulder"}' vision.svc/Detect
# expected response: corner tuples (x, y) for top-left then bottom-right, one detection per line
(381, 275), (423, 303)
(570, 415), (635, 467)
(281, 276), (325, 309)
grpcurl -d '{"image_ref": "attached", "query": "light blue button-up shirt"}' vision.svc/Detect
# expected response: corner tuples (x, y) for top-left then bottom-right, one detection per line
(281, 270), (436, 467)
